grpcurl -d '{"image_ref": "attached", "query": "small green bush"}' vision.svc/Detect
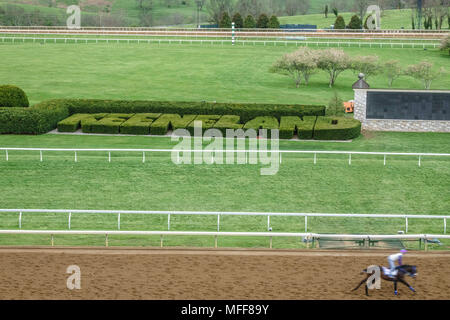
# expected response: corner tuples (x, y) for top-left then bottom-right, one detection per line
(279, 116), (317, 139)
(244, 15), (256, 28)
(120, 113), (161, 135)
(256, 14), (269, 28)
(213, 115), (244, 135)
(313, 117), (361, 140)
(268, 15), (280, 29)
(150, 114), (196, 135)
(187, 115), (221, 135)
(0, 85), (29, 108)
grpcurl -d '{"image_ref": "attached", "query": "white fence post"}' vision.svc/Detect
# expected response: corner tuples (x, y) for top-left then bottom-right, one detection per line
(305, 216), (308, 232)
(217, 214), (220, 231)
(349, 153), (352, 165)
(5, 149), (8, 161)
(314, 153), (317, 164)
(19, 211), (22, 229)
(405, 217), (408, 233)
(75, 151), (77, 162)
(142, 152), (145, 163)
(384, 154), (386, 166)
(418, 155), (421, 167)
(40, 150), (43, 162)
(168, 213), (171, 230)
(267, 215), (270, 231)
(444, 218), (447, 234)
(68, 212), (71, 230)
(108, 152), (111, 163)
(118, 213), (121, 230)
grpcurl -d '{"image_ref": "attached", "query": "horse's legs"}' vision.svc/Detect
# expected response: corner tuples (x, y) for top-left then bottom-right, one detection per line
(394, 281), (398, 295)
(398, 278), (415, 293)
(352, 277), (368, 292)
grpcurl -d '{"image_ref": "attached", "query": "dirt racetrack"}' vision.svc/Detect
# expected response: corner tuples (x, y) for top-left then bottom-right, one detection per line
(0, 247), (448, 300)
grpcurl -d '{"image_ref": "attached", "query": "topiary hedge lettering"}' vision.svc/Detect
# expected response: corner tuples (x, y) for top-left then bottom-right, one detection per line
(40, 99), (325, 122)
(56, 113), (361, 140)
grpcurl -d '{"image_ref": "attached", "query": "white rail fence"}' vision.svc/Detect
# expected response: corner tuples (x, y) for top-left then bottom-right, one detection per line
(0, 229), (448, 250)
(1, 147), (449, 167)
(1, 209), (448, 234)
(0, 36), (441, 49)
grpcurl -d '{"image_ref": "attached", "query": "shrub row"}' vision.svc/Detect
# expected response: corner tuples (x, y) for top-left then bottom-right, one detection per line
(0, 101), (68, 134)
(40, 99), (325, 122)
(0, 85), (29, 108)
(57, 113), (361, 140)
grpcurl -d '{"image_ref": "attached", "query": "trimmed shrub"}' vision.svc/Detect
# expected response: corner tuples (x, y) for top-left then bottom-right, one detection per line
(58, 113), (100, 132)
(232, 13), (243, 28)
(313, 117), (361, 140)
(187, 115), (222, 135)
(51, 99), (325, 122)
(213, 115), (244, 135)
(84, 113), (134, 134)
(244, 15), (256, 28)
(243, 116), (279, 138)
(347, 15), (362, 29)
(150, 114), (197, 135)
(0, 85), (29, 108)
(268, 15), (280, 29)
(79, 114), (109, 133)
(0, 100), (68, 134)
(279, 116), (317, 139)
(334, 15), (346, 29)
(256, 14), (269, 28)
(120, 113), (161, 135)
(219, 12), (232, 28)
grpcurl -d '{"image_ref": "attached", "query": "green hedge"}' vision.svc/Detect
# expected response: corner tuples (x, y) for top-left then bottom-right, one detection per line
(313, 117), (361, 140)
(279, 116), (317, 139)
(187, 115), (221, 135)
(150, 114), (197, 135)
(243, 116), (279, 138)
(0, 101), (68, 134)
(41, 99), (325, 122)
(0, 85), (29, 108)
(213, 115), (244, 135)
(83, 113), (134, 134)
(120, 113), (161, 135)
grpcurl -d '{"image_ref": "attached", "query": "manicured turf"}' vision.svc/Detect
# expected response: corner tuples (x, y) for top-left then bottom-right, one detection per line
(279, 8), (450, 30)
(0, 42), (449, 106)
(0, 132), (449, 249)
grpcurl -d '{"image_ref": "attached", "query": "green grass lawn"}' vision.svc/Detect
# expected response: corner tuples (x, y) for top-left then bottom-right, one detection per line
(0, 42), (449, 106)
(0, 132), (449, 249)
(279, 8), (450, 30)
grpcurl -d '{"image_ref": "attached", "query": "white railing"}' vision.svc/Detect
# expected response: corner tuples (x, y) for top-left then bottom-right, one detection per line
(1, 147), (449, 167)
(0, 36), (440, 48)
(1, 209), (448, 234)
(0, 229), (448, 250)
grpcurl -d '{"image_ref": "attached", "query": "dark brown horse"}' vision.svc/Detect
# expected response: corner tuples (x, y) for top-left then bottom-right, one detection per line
(352, 265), (417, 296)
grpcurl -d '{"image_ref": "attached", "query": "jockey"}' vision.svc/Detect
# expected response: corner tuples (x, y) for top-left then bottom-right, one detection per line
(387, 249), (407, 276)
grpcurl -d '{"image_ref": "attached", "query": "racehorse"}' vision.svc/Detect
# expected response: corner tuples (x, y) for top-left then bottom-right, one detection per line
(352, 265), (418, 296)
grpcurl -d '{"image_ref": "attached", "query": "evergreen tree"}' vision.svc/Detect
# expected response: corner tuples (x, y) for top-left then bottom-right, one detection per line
(347, 15), (362, 29)
(334, 15), (346, 29)
(232, 12), (243, 29)
(256, 13), (269, 28)
(268, 15), (280, 29)
(219, 12), (231, 28)
(243, 15), (256, 28)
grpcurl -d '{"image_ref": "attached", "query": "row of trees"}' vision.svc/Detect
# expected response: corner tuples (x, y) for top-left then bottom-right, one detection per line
(271, 48), (446, 89)
(219, 12), (280, 28)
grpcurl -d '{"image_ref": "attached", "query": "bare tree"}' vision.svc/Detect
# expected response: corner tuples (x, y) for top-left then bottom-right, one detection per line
(383, 60), (403, 87)
(405, 61), (444, 89)
(316, 48), (352, 87)
(207, 0), (233, 25)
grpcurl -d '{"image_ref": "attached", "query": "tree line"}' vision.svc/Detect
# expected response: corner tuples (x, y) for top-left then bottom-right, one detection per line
(271, 47), (446, 89)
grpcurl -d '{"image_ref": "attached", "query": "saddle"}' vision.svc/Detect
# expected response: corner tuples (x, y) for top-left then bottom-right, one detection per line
(381, 266), (398, 278)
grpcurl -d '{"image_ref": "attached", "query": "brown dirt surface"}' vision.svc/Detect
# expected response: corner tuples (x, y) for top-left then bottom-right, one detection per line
(0, 247), (448, 300)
